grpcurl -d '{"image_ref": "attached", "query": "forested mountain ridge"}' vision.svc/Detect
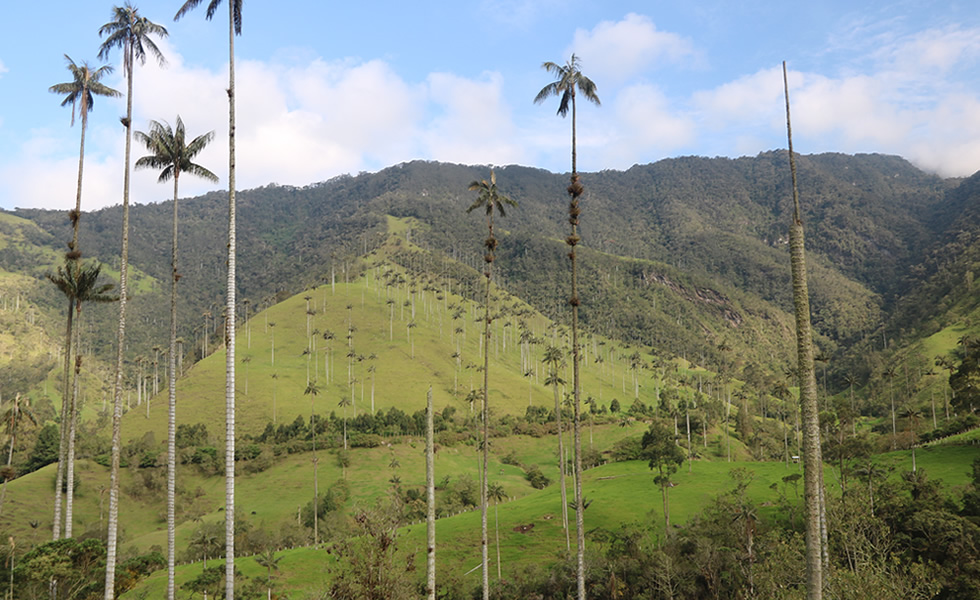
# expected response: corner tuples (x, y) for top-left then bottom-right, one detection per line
(2, 151), (977, 388)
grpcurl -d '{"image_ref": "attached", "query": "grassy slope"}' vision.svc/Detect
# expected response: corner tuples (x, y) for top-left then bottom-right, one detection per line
(120, 230), (672, 445)
(121, 441), (978, 599)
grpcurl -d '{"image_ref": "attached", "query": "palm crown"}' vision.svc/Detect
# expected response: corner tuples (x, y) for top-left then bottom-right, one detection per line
(49, 56), (121, 127)
(135, 117), (219, 184)
(47, 260), (118, 311)
(533, 54), (600, 118)
(467, 170), (517, 219)
(98, 3), (168, 78)
(175, 0), (243, 34)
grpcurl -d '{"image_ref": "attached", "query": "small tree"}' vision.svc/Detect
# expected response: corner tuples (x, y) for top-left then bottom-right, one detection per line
(642, 419), (684, 529)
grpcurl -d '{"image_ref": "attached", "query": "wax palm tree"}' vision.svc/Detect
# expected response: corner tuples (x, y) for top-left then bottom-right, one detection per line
(338, 395), (351, 453)
(881, 366), (902, 450)
(49, 56), (118, 545)
(254, 550), (280, 600)
(535, 54), (600, 600)
(425, 387), (436, 600)
(487, 482), (506, 581)
(783, 62), (825, 599)
(135, 115), (217, 600)
(174, 2), (242, 596)
(47, 260), (116, 541)
(542, 345), (570, 550)
(0, 394), (36, 517)
(467, 170), (516, 600)
(304, 381), (320, 545)
(98, 11), (166, 595)
(901, 407), (923, 473)
(49, 56), (121, 260)
(534, 54), (600, 176)
(853, 461), (888, 517)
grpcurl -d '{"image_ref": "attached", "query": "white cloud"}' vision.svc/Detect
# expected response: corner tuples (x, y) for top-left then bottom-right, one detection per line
(595, 84), (695, 168)
(875, 26), (980, 78)
(0, 38), (532, 211)
(0, 123), (122, 211)
(569, 13), (698, 85)
(423, 71), (526, 166)
(0, 59), (7, 76)
(692, 66), (785, 129)
(687, 26), (980, 176)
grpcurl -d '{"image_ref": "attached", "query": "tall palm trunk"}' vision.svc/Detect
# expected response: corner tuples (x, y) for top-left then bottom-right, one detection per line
(53, 293), (75, 541)
(69, 100), (89, 256)
(167, 171), (181, 600)
(783, 62), (824, 600)
(65, 352), (82, 538)
(223, 4), (239, 599)
(568, 90), (587, 600)
(480, 212), (493, 600)
(312, 401), (319, 546)
(105, 45), (135, 600)
(552, 369), (569, 550)
(54, 96), (90, 543)
(426, 387), (436, 600)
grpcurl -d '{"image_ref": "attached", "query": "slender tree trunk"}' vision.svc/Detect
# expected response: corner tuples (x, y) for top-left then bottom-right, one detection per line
(312, 403), (318, 546)
(224, 5), (238, 598)
(65, 352), (82, 538)
(426, 387), (436, 600)
(104, 50), (135, 598)
(480, 216), (493, 600)
(686, 407), (692, 473)
(553, 374), (569, 550)
(784, 62), (824, 600)
(70, 98), (88, 255)
(167, 173), (180, 600)
(53, 297), (74, 542)
(568, 91), (587, 600)
(495, 501), (501, 581)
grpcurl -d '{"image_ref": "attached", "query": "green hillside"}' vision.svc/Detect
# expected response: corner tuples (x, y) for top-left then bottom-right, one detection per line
(4, 155), (980, 598)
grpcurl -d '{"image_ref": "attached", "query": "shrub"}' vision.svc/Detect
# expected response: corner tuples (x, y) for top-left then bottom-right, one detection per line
(524, 464), (551, 489)
(611, 436), (644, 462)
(501, 450), (521, 466)
(349, 433), (383, 448)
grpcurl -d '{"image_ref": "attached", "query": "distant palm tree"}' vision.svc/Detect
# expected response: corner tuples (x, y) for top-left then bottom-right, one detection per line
(935, 355), (955, 420)
(338, 395), (351, 453)
(901, 407), (923, 473)
(174, 1), (243, 595)
(535, 55), (599, 600)
(241, 355), (251, 394)
(853, 461), (888, 517)
(48, 260), (116, 540)
(305, 381), (321, 545)
(97, 9), (167, 595)
(487, 482), (506, 581)
(135, 115), (217, 600)
(49, 55), (118, 546)
(542, 345), (570, 550)
(49, 56), (121, 260)
(254, 550), (280, 600)
(534, 54), (600, 177)
(425, 387), (436, 600)
(467, 170), (516, 600)
(883, 367), (898, 449)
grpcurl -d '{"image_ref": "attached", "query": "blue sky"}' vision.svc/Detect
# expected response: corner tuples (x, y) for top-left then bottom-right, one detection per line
(2, 1), (980, 211)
